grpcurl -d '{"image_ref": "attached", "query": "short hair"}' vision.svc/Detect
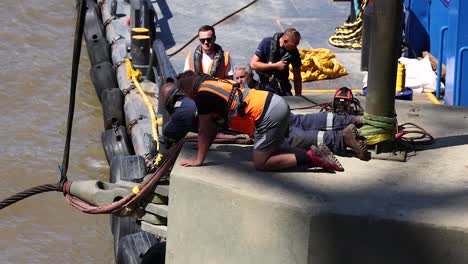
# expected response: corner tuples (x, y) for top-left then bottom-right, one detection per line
(234, 64), (253, 76)
(176, 70), (198, 90)
(284, 28), (301, 43)
(198, 25), (215, 36)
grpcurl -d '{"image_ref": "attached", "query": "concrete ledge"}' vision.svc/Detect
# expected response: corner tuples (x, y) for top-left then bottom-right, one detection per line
(165, 96), (468, 264)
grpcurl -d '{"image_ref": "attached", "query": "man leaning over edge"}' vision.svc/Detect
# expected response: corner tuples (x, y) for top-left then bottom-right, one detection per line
(176, 70), (343, 172)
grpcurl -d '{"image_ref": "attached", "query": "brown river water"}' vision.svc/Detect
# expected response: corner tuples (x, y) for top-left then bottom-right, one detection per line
(0, 1), (114, 263)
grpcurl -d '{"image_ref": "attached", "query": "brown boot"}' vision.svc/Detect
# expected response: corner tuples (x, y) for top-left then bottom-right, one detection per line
(343, 124), (370, 161)
(354, 116), (364, 127)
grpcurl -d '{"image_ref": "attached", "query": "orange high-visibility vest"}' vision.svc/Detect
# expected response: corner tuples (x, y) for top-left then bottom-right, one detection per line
(196, 80), (268, 136)
(187, 51), (230, 78)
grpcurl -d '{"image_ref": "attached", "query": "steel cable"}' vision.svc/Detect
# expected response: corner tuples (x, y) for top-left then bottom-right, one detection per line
(64, 140), (184, 214)
(59, 0), (87, 184)
(0, 184), (62, 210)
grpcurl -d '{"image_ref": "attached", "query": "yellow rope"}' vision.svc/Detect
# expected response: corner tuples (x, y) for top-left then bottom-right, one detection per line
(124, 58), (164, 167)
(289, 48), (347, 82)
(328, 0), (368, 50)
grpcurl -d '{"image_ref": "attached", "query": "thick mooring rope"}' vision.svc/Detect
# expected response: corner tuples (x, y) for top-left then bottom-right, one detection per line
(328, 0), (368, 50)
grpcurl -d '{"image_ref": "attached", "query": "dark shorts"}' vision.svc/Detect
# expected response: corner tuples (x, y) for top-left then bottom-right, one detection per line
(253, 94), (290, 150)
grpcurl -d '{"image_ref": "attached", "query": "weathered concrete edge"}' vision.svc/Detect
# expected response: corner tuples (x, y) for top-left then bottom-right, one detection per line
(166, 163), (468, 264)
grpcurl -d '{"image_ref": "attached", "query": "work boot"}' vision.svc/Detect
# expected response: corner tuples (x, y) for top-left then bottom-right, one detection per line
(306, 143), (345, 172)
(343, 124), (370, 161)
(354, 116), (364, 127)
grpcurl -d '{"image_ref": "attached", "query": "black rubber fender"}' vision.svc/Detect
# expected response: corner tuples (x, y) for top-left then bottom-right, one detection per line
(139, 237), (166, 264)
(101, 126), (134, 164)
(117, 232), (164, 264)
(101, 88), (125, 129)
(109, 155), (146, 243)
(109, 155), (147, 186)
(86, 0), (102, 21)
(90, 61), (118, 101)
(109, 155), (145, 260)
(84, 0), (111, 66)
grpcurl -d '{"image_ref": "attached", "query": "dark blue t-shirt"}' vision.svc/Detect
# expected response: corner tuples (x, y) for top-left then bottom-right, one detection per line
(163, 96), (197, 141)
(254, 36), (301, 81)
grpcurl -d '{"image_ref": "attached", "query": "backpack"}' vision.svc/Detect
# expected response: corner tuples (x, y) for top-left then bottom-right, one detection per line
(332, 87), (363, 115)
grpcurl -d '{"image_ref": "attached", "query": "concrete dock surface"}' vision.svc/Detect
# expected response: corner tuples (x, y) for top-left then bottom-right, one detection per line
(151, 0), (468, 263)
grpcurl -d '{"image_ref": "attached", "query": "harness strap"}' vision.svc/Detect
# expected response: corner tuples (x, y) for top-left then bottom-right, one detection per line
(199, 82), (250, 126)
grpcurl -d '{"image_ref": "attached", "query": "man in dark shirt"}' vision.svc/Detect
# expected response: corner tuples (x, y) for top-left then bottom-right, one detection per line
(250, 28), (302, 96)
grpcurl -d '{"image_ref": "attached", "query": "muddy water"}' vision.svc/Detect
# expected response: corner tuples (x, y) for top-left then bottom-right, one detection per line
(0, 1), (113, 263)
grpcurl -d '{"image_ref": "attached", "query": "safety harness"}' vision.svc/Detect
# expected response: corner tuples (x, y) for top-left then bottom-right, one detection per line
(194, 76), (250, 128)
(226, 83), (247, 118)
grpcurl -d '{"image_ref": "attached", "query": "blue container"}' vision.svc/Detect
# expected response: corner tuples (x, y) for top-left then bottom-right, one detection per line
(445, 0), (468, 106)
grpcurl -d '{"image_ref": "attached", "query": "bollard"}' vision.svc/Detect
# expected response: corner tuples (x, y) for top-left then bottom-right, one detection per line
(366, 0), (403, 119)
(130, 35), (150, 75)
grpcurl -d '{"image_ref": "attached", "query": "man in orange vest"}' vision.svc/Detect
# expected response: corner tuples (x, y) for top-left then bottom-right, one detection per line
(234, 64), (369, 160)
(175, 70), (344, 172)
(183, 25), (233, 79)
(162, 80), (252, 146)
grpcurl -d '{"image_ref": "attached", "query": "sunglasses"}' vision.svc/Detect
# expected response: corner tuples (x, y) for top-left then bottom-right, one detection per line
(199, 37), (213, 43)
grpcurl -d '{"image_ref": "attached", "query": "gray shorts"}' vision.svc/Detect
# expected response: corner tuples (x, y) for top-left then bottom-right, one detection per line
(254, 94), (290, 150)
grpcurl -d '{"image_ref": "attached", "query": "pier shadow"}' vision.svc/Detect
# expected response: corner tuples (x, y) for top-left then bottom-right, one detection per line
(172, 138), (468, 263)
(418, 134), (468, 151)
(216, 154), (468, 263)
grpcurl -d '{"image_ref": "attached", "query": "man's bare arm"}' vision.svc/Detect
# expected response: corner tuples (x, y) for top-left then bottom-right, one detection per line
(180, 114), (218, 166)
(250, 54), (288, 72)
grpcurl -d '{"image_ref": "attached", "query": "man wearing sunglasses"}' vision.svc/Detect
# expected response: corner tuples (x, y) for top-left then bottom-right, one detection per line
(250, 28), (303, 96)
(184, 25), (234, 79)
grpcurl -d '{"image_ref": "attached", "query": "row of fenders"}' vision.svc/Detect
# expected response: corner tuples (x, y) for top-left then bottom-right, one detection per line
(82, 0), (165, 263)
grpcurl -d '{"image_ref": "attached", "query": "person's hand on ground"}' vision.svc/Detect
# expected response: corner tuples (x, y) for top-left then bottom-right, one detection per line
(235, 134), (254, 144)
(180, 159), (203, 167)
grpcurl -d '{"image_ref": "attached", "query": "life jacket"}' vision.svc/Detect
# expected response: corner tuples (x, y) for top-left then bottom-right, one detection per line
(194, 79), (269, 136)
(257, 33), (292, 92)
(187, 44), (230, 78)
(269, 32), (283, 63)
